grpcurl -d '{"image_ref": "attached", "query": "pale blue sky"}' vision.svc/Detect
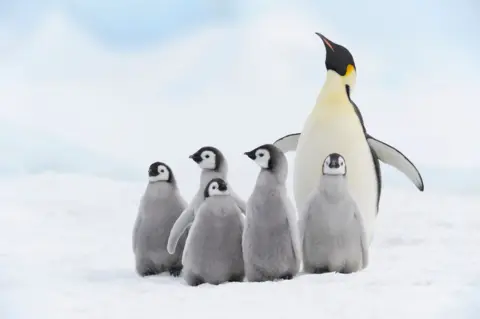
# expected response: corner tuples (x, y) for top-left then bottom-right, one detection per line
(0, 1), (479, 194)
(2, 0), (478, 50)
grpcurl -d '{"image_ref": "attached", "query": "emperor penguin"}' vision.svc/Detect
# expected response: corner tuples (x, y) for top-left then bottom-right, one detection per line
(167, 146), (245, 255)
(273, 33), (425, 245)
(242, 144), (301, 282)
(299, 153), (368, 274)
(132, 161), (187, 277)
(182, 178), (245, 286)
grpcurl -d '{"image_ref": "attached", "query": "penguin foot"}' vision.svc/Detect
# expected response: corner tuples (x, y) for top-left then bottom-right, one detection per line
(312, 267), (330, 274)
(338, 265), (360, 274)
(139, 268), (161, 277)
(136, 259), (164, 277)
(185, 272), (204, 287)
(168, 266), (183, 277)
(228, 274), (245, 283)
(279, 273), (293, 280)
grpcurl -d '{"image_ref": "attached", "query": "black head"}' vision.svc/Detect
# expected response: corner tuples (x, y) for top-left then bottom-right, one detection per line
(244, 144), (282, 171)
(189, 146), (225, 171)
(322, 153), (347, 176)
(148, 161), (174, 183)
(204, 178), (229, 198)
(316, 32), (356, 77)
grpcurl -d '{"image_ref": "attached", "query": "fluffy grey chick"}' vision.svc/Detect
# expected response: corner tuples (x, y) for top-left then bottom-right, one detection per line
(167, 146), (245, 255)
(133, 161), (188, 277)
(182, 178), (245, 286)
(298, 152), (369, 274)
(242, 144), (301, 282)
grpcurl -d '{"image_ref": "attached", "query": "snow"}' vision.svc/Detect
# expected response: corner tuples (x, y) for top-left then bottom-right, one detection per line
(1, 173), (479, 319)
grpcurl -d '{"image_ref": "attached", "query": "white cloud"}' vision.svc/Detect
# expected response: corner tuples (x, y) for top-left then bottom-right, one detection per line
(0, 8), (478, 191)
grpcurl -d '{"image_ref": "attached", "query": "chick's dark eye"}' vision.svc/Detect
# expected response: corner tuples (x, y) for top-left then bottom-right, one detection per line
(340, 162), (344, 166)
(205, 154), (210, 158)
(213, 186), (217, 189)
(160, 169), (165, 173)
(259, 153), (264, 157)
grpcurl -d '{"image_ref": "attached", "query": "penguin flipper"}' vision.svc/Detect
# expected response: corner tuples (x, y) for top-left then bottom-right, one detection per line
(132, 214), (142, 252)
(230, 189), (246, 214)
(297, 210), (307, 253)
(273, 133), (301, 153)
(285, 198), (302, 266)
(239, 210), (246, 229)
(353, 203), (369, 269)
(167, 206), (194, 254)
(367, 135), (424, 191)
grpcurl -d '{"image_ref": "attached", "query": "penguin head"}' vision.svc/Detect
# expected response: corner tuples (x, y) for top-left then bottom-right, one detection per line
(148, 161), (173, 183)
(316, 32), (357, 92)
(244, 144), (272, 169)
(322, 153), (346, 176)
(204, 178), (230, 198)
(189, 146), (225, 171)
(244, 143), (286, 172)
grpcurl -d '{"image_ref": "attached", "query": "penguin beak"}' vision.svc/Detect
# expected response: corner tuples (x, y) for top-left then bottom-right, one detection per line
(189, 153), (202, 163)
(244, 151), (256, 160)
(328, 161), (340, 169)
(316, 32), (335, 52)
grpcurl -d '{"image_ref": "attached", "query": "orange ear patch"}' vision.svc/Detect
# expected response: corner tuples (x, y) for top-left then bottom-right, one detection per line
(346, 64), (355, 76)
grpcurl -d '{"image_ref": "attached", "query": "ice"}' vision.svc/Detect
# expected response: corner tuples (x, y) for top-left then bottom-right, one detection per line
(1, 173), (479, 319)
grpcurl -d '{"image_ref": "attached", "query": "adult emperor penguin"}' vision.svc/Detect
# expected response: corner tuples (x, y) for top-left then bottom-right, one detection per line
(273, 33), (425, 244)
(167, 146), (245, 255)
(299, 153), (368, 274)
(181, 178), (245, 286)
(242, 144), (301, 282)
(133, 161), (187, 277)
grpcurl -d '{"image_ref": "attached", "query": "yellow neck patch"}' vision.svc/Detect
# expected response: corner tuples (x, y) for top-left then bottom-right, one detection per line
(345, 64), (355, 76)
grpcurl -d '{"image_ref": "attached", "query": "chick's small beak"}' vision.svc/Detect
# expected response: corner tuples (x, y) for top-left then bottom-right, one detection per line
(244, 151), (255, 160)
(189, 153), (202, 163)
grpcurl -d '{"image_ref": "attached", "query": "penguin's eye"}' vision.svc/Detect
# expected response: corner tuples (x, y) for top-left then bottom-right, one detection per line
(340, 162), (344, 166)
(205, 154), (210, 159)
(259, 153), (264, 157)
(160, 169), (165, 173)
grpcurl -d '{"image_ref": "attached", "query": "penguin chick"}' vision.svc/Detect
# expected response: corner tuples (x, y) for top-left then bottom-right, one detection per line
(242, 144), (301, 282)
(132, 162), (188, 277)
(167, 146), (245, 255)
(182, 178), (245, 286)
(298, 153), (369, 274)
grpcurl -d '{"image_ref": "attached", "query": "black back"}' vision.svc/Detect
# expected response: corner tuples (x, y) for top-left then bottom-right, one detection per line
(346, 85), (382, 210)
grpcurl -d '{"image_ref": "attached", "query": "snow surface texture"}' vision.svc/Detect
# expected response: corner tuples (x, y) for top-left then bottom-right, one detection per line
(1, 173), (479, 319)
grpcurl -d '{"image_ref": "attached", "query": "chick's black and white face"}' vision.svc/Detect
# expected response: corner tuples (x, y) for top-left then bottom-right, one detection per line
(148, 163), (170, 182)
(322, 153), (346, 176)
(255, 148), (270, 168)
(207, 180), (229, 197)
(198, 150), (216, 169)
(253, 148), (271, 169)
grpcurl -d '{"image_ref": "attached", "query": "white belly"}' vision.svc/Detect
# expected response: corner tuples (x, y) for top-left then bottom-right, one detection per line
(294, 109), (379, 245)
